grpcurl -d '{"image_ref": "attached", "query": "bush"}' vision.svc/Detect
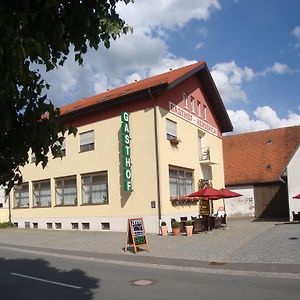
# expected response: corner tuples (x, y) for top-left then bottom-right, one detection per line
(161, 221), (167, 226)
(0, 221), (14, 228)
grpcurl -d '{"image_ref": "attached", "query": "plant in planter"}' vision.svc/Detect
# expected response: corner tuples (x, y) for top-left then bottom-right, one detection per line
(185, 219), (193, 236)
(160, 221), (168, 236)
(169, 137), (181, 146)
(171, 220), (180, 236)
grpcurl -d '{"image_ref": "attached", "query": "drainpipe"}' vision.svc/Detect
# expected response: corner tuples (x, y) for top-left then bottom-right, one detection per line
(148, 89), (162, 231)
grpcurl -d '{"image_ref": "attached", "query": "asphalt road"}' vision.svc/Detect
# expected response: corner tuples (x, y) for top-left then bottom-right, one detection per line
(0, 246), (299, 300)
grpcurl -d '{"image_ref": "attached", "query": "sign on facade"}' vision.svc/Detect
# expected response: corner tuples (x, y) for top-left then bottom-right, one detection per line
(121, 112), (132, 191)
(169, 102), (218, 136)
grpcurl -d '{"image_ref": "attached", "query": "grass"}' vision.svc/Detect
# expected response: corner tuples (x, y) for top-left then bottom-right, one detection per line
(0, 221), (14, 228)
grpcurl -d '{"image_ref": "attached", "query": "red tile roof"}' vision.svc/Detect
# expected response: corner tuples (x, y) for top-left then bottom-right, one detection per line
(223, 125), (300, 185)
(59, 61), (233, 133)
(60, 61), (205, 115)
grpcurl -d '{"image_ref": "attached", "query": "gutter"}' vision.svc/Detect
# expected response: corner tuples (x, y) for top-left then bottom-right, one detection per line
(148, 89), (162, 230)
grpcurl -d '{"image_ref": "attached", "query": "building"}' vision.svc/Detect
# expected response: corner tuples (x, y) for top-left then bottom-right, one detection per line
(223, 126), (300, 219)
(280, 145), (300, 221)
(5, 61), (233, 232)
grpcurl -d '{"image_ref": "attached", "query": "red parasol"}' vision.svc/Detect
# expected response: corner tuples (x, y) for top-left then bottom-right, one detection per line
(219, 188), (242, 198)
(293, 193), (300, 199)
(187, 187), (224, 200)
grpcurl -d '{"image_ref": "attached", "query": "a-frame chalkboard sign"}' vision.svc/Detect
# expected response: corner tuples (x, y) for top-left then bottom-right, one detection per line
(125, 218), (149, 254)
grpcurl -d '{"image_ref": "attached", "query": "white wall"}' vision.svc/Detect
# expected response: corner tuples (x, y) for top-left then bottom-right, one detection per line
(224, 185), (255, 217)
(287, 146), (300, 221)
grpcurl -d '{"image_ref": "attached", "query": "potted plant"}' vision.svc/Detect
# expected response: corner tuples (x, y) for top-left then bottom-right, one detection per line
(160, 221), (168, 236)
(171, 220), (180, 236)
(185, 219), (193, 236)
(169, 137), (181, 146)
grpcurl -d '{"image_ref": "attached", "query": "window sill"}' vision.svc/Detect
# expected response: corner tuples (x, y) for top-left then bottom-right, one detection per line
(13, 207), (29, 209)
(81, 202), (109, 206)
(54, 204), (77, 207)
(32, 206), (52, 208)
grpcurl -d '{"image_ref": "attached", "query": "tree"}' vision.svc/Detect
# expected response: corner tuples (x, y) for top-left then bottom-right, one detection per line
(0, 0), (133, 191)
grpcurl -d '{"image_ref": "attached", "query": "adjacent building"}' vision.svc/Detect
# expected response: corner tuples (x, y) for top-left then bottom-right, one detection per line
(223, 125), (300, 219)
(3, 61), (233, 233)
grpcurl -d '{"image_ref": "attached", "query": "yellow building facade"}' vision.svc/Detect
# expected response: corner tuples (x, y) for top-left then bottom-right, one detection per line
(3, 61), (233, 233)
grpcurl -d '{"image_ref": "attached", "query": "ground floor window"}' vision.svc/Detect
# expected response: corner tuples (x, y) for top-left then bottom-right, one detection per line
(55, 176), (77, 206)
(81, 172), (108, 205)
(169, 167), (194, 199)
(14, 183), (29, 208)
(33, 180), (51, 207)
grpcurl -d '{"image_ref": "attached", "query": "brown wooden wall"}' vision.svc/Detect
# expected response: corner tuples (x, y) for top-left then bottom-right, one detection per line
(254, 182), (289, 218)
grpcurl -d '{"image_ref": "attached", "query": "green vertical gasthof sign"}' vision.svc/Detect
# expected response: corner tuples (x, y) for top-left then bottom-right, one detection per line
(121, 112), (132, 191)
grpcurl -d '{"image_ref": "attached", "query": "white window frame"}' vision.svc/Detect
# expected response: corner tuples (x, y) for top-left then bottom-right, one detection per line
(14, 183), (29, 208)
(190, 96), (195, 112)
(33, 180), (51, 207)
(82, 172), (109, 205)
(166, 119), (177, 140)
(183, 92), (188, 108)
(197, 101), (201, 117)
(80, 130), (95, 152)
(55, 176), (77, 206)
(203, 105), (207, 120)
(169, 167), (194, 199)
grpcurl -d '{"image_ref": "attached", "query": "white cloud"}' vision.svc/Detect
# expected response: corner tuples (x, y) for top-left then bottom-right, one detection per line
(211, 61), (255, 104)
(292, 26), (300, 48)
(227, 106), (300, 134)
(43, 0), (221, 106)
(260, 62), (297, 76)
(195, 42), (203, 50)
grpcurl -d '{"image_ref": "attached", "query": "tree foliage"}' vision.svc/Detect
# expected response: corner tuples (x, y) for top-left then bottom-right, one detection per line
(0, 0), (132, 191)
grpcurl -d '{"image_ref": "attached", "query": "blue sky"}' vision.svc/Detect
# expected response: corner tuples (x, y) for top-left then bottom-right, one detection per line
(43, 0), (300, 134)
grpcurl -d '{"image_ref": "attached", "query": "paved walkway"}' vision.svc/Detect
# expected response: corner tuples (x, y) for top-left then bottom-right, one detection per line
(1, 218), (299, 265)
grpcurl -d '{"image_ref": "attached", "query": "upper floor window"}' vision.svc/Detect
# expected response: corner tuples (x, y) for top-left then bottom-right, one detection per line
(203, 105), (207, 120)
(14, 183), (29, 208)
(31, 152), (36, 163)
(166, 119), (177, 140)
(60, 139), (66, 156)
(197, 101), (201, 117)
(55, 176), (77, 206)
(190, 96), (195, 112)
(82, 172), (108, 205)
(33, 180), (51, 207)
(183, 92), (188, 108)
(80, 130), (94, 152)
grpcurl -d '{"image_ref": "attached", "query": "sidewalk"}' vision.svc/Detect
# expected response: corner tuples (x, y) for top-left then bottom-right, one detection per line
(1, 218), (300, 275)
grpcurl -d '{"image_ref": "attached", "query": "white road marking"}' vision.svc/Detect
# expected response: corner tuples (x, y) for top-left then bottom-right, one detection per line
(10, 272), (82, 289)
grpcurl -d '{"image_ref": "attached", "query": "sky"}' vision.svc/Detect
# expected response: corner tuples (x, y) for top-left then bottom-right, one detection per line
(43, 0), (300, 134)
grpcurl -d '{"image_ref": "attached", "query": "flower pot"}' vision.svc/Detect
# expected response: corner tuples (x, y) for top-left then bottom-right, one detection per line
(185, 225), (193, 236)
(172, 227), (180, 236)
(160, 225), (168, 236)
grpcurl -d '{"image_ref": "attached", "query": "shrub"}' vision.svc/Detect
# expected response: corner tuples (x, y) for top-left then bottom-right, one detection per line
(0, 221), (14, 228)
(161, 221), (167, 226)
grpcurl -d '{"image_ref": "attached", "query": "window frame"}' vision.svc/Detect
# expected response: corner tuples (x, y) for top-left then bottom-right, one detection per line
(14, 183), (29, 208)
(183, 92), (188, 108)
(203, 105), (207, 120)
(197, 101), (201, 117)
(55, 176), (77, 206)
(81, 172), (109, 205)
(32, 180), (51, 207)
(169, 167), (194, 200)
(80, 130), (95, 152)
(166, 118), (177, 140)
(190, 96), (195, 112)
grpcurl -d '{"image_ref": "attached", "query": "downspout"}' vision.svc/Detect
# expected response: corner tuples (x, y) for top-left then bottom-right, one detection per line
(148, 89), (162, 231)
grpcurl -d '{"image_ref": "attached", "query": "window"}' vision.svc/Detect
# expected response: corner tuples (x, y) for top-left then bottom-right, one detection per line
(82, 223), (90, 230)
(197, 101), (201, 117)
(183, 92), (188, 108)
(31, 152), (36, 163)
(60, 139), (66, 156)
(190, 96), (195, 112)
(203, 105), (207, 120)
(169, 167), (194, 199)
(80, 130), (94, 152)
(82, 172), (108, 205)
(72, 223), (79, 230)
(166, 119), (177, 140)
(101, 222), (110, 230)
(33, 180), (51, 207)
(55, 176), (77, 206)
(47, 223), (53, 229)
(14, 183), (29, 208)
